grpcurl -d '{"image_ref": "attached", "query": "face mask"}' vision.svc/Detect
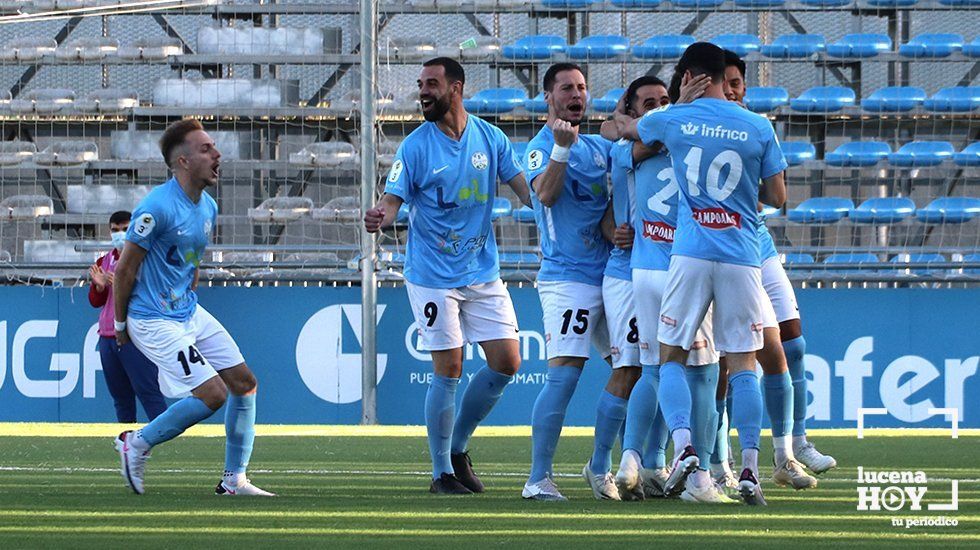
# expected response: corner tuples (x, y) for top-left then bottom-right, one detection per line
(111, 231), (126, 251)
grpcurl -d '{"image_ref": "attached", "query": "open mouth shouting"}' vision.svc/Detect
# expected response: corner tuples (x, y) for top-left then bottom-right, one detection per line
(210, 162), (220, 179)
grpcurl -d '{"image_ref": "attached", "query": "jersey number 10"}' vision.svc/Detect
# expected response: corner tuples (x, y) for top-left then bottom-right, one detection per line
(682, 147), (744, 201)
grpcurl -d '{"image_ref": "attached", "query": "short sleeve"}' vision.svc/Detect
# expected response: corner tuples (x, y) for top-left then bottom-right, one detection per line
(383, 142), (414, 203)
(524, 144), (550, 189)
(127, 199), (166, 251)
(494, 127), (522, 183)
(636, 105), (672, 147)
(760, 124), (788, 179)
(612, 139), (633, 171)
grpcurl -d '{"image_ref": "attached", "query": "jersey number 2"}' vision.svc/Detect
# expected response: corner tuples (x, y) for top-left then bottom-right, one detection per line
(176, 345), (205, 377)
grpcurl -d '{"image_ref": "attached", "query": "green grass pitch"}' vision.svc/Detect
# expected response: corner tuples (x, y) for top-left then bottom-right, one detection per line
(0, 426), (976, 548)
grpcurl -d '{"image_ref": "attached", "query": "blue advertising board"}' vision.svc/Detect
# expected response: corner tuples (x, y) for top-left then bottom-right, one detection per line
(0, 286), (977, 428)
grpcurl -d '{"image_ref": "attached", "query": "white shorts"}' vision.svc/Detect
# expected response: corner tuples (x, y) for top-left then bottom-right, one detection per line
(658, 256), (767, 354)
(602, 276), (640, 369)
(633, 268), (719, 367)
(762, 256), (801, 324)
(538, 280), (610, 361)
(406, 279), (519, 352)
(128, 305), (245, 397)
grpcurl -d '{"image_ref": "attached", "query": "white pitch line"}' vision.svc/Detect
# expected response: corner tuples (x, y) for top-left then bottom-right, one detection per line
(0, 466), (977, 484)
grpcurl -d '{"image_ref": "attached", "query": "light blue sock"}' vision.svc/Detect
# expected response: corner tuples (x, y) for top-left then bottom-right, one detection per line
(590, 391), (627, 474)
(710, 398), (729, 465)
(223, 393), (256, 474)
(140, 396), (215, 447)
(425, 374), (460, 479)
(642, 406), (669, 469)
(763, 372), (794, 440)
(729, 370), (762, 452)
(451, 366), (513, 454)
(529, 366), (581, 482)
(623, 365), (658, 453)
(783, 336), (809, 437)
(656, 362), (691, 433)
(686, 363), (719, 469)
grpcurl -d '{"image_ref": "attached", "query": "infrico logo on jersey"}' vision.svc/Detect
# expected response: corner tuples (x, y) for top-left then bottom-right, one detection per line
(681, 122), (749, 142)
(642, 220), (675, 243)
(693, 208), (741, 229)
(437, 179), (488, 209)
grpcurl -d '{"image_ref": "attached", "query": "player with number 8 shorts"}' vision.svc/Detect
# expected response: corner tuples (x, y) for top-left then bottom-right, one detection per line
(112, 118), (273, 497)
(363, 58), (532, 495)
(610, 43), (788, 506)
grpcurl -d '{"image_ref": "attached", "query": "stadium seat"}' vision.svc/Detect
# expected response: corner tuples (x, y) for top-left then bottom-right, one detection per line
(954, 142), (980, 166)
(512, 205), (535, 223)
(866, 0), (917, 6)
(860, 86), (927, 113)
(499, 251), (539, 265)
(671, 0), (727, 6)
(524, 92), (547, 114)
(734, 0), (785, 6)
(790, 86), (856, 112)
(788, 197), (854, 223)
(10, 88), (74, 114)
(117, 37), (183, 60)
(492, 198), (513, 220)
(851, 197), (916, 224)
(899, 33), (964, 58)
(610, 0), (663, 5)
(35, 141), (98, 165)
(567, 35), (630, 60)
(822, 253), (881, 273)
(632, 34), (695, 59)
(825, 141), (891, 167)
(55, 37), (118, 61)
(938, 0), (980, 5)
(890, 253), (946, 275)
(710, 34), (761, 57)
(923, 87), (980, 112)
(463, 88), (528, 114)
(0, 141), (35, 166)
(962, 253), (980, 274)
(0, 37), (56, 62)
(781, 141), (816, 166)
(0, 195), (54, 219)
(915, 197), (980, 223)
(743, 87), (789, 113)
(592, 88), (625, 113)
(760, 34), (825, 58)
(964, 37), (980, 57)
(799, 0), (850, 5)
(888, 141), (955, 167)
(501, 35), (566, 60)
(539, 0), (598, 6)
(782, 253), (815, 265)
(826, 34), (892, 58)
(289, 142), (359, 167)
(74, 89), (139, 113)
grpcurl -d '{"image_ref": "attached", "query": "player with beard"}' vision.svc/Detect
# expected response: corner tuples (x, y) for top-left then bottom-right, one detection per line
(364, 57), (531, 495)
(521, 63), (614, 501)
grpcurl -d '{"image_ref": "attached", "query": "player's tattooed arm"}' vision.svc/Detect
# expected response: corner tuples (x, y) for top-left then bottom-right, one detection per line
(759, 171), (787, 208)
(506, 173), (532, 208)
(363, 193), (404, 233)
(112, 241), (148, 347)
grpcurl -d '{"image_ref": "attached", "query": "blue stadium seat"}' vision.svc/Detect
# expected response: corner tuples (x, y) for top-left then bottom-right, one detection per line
(954, 142), (980, 166)
(568, 35), (630, 59)
(825, 141), (891, 167)
(823, 253), (881, 273)
(851, 197), (916, 224)
(783, 253), (815, 265)
(861, 86), (927, 113)
(923, 87), (980, 112)
(710, 34), (762, 57)
(962, 253), (980, 274)
(734, 0), (785, 5)
(512, 205), (535, 223)
(463, 88), (528, 114)
(866, 0), (917, 6)
(826, 34), (892, 58)
(499, 251), (539, 265)
(938, 0), (980, 5)
(790, 86), (856, 112)
(964, 37), (980, 57)
(781, 141), (816, 166)
(396, 204), (409, 224)
(592, 88), (625, 113)
(632, 34), (696, 59)
(890, 254), (945, 275)
(888, 141), (955, 167)
(788, 197), (854, 223)
(760, 34), (826, 58)
(540, 0), (599, 7)
(671, 0), (727, 6)
(915, 197), (980, 223)
(512, 141), (528, 161)
(744, 87), (789, 113)
(899, 33), (963, 58)
(610, 0), (663, 5)
(524, 92), (547, 114)
(502, 35), (566, 60)
(800, 0), (850, 4)
(491, 197), (513, 221)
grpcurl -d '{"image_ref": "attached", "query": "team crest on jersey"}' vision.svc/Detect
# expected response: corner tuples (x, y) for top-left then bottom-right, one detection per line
(134, 213), (155, 237)
(203, 220), (213, 235)
(471, 151), (488, 171)
(593, 151), (606, 170)
(388, 160), (404, 183)
(527, 149), (544, 170)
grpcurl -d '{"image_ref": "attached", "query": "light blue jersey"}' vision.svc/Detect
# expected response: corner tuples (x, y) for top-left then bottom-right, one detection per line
(604, 140), (635, 281)
(126, 177), (217, 321)
(609, 140), (677, 272)
(384, 115), (522, 288)
(526, 125), (612, 286)
(757, 214), (779, 261)
(637, 98), (787, 267)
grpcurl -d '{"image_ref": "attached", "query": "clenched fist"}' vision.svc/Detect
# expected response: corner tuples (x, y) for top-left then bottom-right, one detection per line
(363, 206), (386, 233)
(552, 119), (577, 148)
